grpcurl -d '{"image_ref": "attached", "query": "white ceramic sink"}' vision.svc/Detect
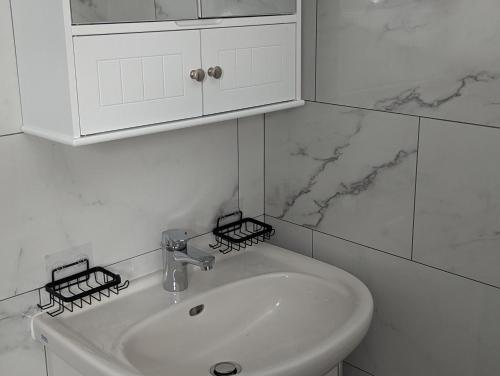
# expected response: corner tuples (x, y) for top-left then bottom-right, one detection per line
(32, 242), (373, 376)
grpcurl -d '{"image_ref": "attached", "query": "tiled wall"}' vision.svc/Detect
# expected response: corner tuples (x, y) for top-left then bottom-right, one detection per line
(0, 0), (264, 374)
(4, 0), (500, 375)
(265, 1), (500, 375)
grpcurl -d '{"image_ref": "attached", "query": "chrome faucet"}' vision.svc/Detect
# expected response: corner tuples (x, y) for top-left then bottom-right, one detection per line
(161, 229), (215, 292)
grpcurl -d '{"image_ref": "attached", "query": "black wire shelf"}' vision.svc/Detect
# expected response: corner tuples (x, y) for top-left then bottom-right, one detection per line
(38, 258), (129, 317)
(210, 211), (275, 254)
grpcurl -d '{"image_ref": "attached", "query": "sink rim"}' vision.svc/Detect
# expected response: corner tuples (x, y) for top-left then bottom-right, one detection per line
(31, 243), (374, 376)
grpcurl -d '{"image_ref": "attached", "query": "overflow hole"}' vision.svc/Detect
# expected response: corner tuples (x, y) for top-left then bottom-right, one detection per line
(189, 304), (204, 317)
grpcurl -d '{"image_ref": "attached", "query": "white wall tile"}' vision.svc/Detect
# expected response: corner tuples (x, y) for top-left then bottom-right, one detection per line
(107, 249), (162, 281)
(238, 115), (264, 218)
(314, 231), (500, 376)
(265, 216), (312, 257)
(0, 292), (46, 376)
(414, 119), (500, 287)
(0, 0), (22, 135)
(316, 0), (500, 127)
(0, 122), (238, 300)
(266, 102), (418, 258)
(301, 0), (317, 101)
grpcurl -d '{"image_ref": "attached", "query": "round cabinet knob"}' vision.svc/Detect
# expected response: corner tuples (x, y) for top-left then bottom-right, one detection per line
(190, 69), (205, 82)
(208, 66), (223, 79)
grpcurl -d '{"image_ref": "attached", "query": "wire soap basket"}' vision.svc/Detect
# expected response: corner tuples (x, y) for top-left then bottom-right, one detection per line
(210, 211), (275, 254)
(38, 258), (129, 317)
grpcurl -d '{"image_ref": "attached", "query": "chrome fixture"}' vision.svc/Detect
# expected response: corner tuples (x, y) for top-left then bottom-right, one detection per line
(208, 66), (223, 79)
(210, 361), (242, 376)
(190, 68), (206, 82)
(161, 229), (215, 292)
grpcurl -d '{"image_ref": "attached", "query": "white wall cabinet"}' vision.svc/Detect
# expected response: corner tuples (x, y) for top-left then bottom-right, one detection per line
(11, 0), (303, 146)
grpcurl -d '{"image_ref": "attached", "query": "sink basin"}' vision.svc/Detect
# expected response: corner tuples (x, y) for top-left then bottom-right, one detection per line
(32, 242), (373, 376)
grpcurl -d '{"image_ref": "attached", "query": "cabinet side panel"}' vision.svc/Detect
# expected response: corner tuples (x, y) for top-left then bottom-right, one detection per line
(11, 0), (76, 139)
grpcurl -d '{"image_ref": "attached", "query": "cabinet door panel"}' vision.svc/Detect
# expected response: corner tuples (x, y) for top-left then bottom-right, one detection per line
(201, 24), (296, 115)
(74, 31), (202, 135)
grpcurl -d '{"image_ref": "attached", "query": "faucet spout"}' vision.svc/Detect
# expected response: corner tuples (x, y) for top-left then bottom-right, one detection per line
(173, 246), (215, 271)
(161, 229), (215, 292)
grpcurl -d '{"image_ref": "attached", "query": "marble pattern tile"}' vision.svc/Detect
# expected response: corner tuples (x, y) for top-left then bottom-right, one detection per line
(0, 122), (238, 300)
(314, 231), (500, 376)
(316, 0), (500, 127)
(0, 292), (46, 376)
(238, 115), (264, 218)
(301, 0), (317, 101)
(413, 119), (500, 287)
(264, 216), (313, 257)
(107, 231), (217, 280)
(0, 0), (22, 135)
(265, 102), (417, 257)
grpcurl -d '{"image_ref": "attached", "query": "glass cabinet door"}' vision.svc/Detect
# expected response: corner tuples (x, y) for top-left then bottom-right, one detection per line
(70, 0), (198, 25)
(155, 0), (199, 21)
(200, 0), (296, 18)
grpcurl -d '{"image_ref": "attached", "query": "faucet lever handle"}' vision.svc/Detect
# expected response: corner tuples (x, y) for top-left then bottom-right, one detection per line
(161, 229), (190, 251)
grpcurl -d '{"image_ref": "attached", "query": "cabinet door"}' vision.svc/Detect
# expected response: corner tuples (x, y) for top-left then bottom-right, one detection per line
(201, 24), (296, 115)
(74, 31), (202, 135)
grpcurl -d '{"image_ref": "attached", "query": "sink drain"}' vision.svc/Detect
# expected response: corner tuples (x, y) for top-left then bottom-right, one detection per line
(209, 361), (242, 376)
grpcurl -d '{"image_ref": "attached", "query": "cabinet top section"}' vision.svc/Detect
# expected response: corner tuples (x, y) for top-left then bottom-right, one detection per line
(70, 0), (297, 25)
(71, 14), (298, 36)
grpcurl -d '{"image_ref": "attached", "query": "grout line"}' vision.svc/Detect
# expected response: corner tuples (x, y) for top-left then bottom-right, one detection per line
(37, 275), (47, 376)
(8, 0), (24, 127)
(106, 247), (162, 268)
(43, 346), (50, 376)
(306, 99), (500, 131)
(237, 119), (240, 210)
(343, 361), (376, 376)
(263, 114), (266, 216)
(410, 118), (421, 260)
(0, 131), (23, 139)
(43, 346), (49, 376)
(0, 287), (41, 303)
(314, 0), (319, 101)
(311, 229), (314, 259)
(266, 214), (500, 292)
